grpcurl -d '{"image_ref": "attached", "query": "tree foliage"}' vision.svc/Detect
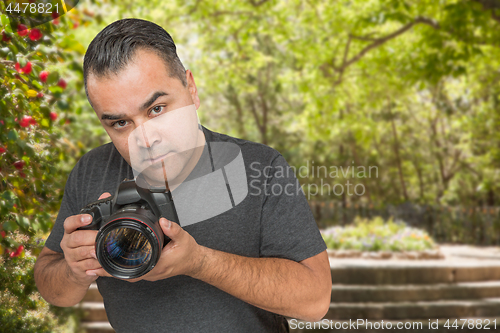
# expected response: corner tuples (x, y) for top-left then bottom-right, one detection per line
(0, 3), (94, 330)
(122, 0), (500, 206)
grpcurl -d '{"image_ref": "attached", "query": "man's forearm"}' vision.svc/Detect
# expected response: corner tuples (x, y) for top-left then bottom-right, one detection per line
(34, 253), (92, 307)
(189, 247), (331, 321)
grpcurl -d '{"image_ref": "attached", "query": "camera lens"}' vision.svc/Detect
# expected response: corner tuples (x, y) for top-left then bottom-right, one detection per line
(95, 211), (164, 279)
(103, 227), (152, 268)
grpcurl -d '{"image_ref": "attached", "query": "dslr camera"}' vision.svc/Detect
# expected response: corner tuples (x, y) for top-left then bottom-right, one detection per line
(77, 179), (179, 279)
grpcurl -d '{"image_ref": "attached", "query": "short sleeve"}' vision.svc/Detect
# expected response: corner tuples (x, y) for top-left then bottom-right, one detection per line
(259, 154), (326, 262)
(44, 166), (80, 253)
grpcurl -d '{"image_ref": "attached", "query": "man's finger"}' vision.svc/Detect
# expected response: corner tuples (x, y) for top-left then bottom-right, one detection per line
(87, 267), (112, 278)
(64, 214), (93, 234)
(160, 218), (182, 241)
(73, 245), (97, 261)
(98, 192), (112, 200)
(66, 230), (98, 249)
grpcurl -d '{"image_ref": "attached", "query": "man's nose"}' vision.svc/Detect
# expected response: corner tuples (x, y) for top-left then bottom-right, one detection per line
(133, 122), (162, 149)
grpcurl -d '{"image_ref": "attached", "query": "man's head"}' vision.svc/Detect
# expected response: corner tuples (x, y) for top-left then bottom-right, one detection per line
(83, 18), (187, 100)
(83, 19), (204, 188)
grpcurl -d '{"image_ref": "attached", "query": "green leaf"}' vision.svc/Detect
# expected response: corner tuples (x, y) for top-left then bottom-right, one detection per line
(2, 190), (15, 201)
(4, 23), (12, 34)
(6, 51), (15, 61)
(57, 100), (69, 110)
(3, 220), (18, 232)
(8, 43), (18, 55)
(16, 216), (30, 230)
(1, 14), (10, 27)
(47, 71), (59, 85)
(48, 86), (63, 94)
(31, 80), (43, 90)
(7, 129), (18, 142)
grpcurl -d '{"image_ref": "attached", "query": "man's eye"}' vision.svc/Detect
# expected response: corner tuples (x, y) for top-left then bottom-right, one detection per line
(150, 106), (164, 116)
(112, 120), (128, 129)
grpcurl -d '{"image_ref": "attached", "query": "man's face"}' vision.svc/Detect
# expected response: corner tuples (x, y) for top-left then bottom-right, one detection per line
(87, 49), (203, 187)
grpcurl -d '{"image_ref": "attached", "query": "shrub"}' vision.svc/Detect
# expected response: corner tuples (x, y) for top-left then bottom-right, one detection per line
(321, 216), (437, 252)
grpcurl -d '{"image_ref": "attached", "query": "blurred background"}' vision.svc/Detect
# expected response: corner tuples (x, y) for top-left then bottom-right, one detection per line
(1, 0), (500, 331)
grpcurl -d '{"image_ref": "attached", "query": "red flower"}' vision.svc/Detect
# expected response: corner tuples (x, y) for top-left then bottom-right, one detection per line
(51, 11), (59, 19)
(37, 92), (44, 98)
(17, 24), (28, 36)
(9, 246), (24, 258)
(53, 18), (60, 25)
(40, 70), (49, 83)
(9, 245), (24, 257)
(15, 61), (32, 74)
(29, 118), (37, 126)
(0, 146), (5, 154)
(50, 112), (58, 121)
(29, 28), (42, 41)
(19, 172), (26, 178)
(13, 160), (25, 170)
(1, 30), (11, 42)
(57, 78), (67, 89)
(0, 231), (5, 238)
(19, 116), (32, 127)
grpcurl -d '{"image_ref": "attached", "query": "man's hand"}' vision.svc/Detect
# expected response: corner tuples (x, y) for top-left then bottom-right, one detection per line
(59, 193), (111, 285)
(88, 193), (203, 282)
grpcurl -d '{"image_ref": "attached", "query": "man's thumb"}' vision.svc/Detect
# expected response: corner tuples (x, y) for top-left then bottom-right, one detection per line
(160, 218), (180, 238)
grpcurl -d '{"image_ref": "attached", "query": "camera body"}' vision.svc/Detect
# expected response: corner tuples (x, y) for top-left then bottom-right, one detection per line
(78, 179), (179, 279)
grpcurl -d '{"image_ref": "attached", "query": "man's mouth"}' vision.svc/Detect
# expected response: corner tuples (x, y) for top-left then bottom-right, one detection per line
(146, 151), (171, 165)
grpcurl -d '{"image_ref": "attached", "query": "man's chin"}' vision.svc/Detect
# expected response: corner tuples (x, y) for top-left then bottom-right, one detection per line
(136, 165), (182, 189)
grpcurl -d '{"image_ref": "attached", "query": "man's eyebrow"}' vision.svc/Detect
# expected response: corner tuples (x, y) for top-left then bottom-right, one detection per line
(141, 91), (168, 110)
(101, 113), (126, 120)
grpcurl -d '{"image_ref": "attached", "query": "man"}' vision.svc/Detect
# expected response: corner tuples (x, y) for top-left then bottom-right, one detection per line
(34, 18), (331, 332)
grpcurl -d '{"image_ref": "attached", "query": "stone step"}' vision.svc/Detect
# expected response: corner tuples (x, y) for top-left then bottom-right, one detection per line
(79, 302), (108, 322)
(326, 298), (500, 320)
(332, 281), (500, 302)
(81, 322), (115, 333)
(82, 283), (103, 302)
(330, 260), (500, 285)
(289, 317), (500, 333)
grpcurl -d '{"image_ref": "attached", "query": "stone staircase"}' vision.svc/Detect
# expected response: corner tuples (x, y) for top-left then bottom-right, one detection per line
(79, 284), (114, 333)
(79, 246), (500, 333)
(290, 247), (500, 332)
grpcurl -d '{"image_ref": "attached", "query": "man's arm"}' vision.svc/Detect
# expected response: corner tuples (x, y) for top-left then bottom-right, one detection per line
(191, 247), (332, 322)
(34, 213), (101, 307)
(34, 247), (94, 307)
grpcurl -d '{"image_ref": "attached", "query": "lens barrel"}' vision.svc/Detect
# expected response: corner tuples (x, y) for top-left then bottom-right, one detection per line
(95, 208), (164, 279)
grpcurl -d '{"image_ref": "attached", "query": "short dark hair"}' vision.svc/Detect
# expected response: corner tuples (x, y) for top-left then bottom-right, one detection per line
(83, 18), (187, 103)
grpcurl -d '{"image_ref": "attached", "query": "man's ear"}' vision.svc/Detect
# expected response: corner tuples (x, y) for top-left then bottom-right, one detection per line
(185, 70), (200, 110)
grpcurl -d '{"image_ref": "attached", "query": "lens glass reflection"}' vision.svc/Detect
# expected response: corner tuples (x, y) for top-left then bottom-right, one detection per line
(103, 227), (152, 268)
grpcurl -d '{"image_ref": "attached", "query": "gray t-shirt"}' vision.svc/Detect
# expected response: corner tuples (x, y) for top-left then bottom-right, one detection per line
(45, 126), (326, 333)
